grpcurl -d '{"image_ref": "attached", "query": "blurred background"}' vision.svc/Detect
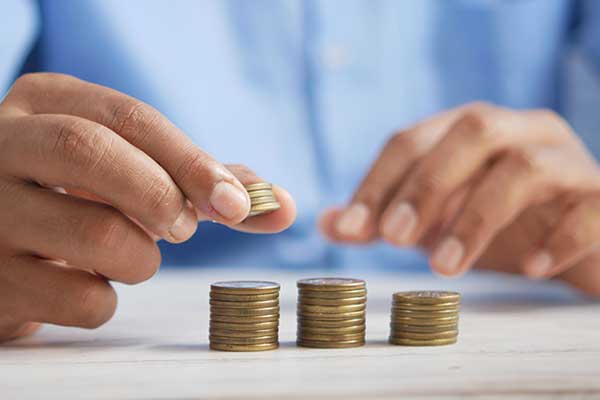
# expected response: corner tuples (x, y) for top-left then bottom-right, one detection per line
(3, 0), (600, 272)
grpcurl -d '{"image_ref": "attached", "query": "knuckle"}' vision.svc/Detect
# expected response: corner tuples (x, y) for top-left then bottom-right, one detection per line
(81, 207), (131, 252)
(354, 184), (384, 208)
(463, 101), (496, 115)
(75, 281), (117, 329)
(110, 100), (160, 146)
(173, 148), (214, 184)
(451, 110), (495, 143)
(455, 207), (489, 239)
(503, 149), (541, 176)
(51, 118), (112, 171)
(13, 73), (45, 90)
(13, 73), (37, 90)
(13, 72), (73, 92)
(385, 131), (416, 153)
(410, 168), (446, 199)
(78, 206), (162, 285)
(139, 174), (180, 217)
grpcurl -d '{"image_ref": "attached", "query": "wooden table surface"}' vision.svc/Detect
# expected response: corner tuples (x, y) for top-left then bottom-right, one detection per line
(1, 268), (599, 399)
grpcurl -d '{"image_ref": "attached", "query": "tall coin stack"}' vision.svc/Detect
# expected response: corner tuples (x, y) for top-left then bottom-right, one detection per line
(297, 278), (367, 348)
(209, 281), (280, 352)
(244, 182), (281, 217)
(389, 290), (461, 346)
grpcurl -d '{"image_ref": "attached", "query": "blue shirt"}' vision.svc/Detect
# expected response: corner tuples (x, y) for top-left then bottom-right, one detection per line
(2, 0), (600, 270)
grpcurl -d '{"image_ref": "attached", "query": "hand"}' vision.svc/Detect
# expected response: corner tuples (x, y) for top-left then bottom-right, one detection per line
(320, 102), (600, 296)
(0, 73), (296, 342)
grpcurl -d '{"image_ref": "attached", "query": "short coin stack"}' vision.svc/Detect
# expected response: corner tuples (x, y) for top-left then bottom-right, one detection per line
(297, 278), (367, 348)
(244, 182), (281, 217)
(209, 281), (280, 351)
(389, 290), (461, 346)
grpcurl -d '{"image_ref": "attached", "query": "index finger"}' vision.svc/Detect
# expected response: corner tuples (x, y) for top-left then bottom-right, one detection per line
(5, 73), (251, 225)
(323, 107), (464, 242)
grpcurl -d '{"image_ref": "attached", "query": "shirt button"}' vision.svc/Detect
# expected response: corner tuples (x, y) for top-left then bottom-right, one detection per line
(321, 44), (351, 71)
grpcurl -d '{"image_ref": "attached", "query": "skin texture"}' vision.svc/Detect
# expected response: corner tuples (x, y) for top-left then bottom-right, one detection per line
(0, 73), (296, 342)
(320, 102), (600, 297)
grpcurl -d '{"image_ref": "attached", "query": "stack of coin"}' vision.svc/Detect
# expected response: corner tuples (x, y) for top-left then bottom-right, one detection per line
(389, 290), (460, 346)
(244, 182), (280, 217)
(209, 281), (280, 351)
(296, 278), (366, 348)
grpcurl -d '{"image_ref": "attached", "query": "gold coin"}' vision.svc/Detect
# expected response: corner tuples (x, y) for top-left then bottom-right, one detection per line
(210, 292), (279, 302)
(297, 332), (365, 342)
(244, 182), (272, 191)
(210, 314), (279, 323)
(391, 308), (459, 318)
(248, 189), (275, 198)
(209, 299), (279, 308)
(298, 310), (365, 320)
(248, 202), (281, 217)
(211, 306), (279, 316)
(297, 278), (365, 291)
(250, 201), (280, 210)
(249, 196), (278, 205)
(210, 342), (278, 352)
(210, 281), (280, 295)
(297, 324), (365, 334)
(298, 303), (366, 314)
(210, 328), (279, 338)
(392, 301), (459, 310)
(298, 288), (367, 299)
(389, 323), (457, 333)
(392, 291), (461, 304)
(297, 317), (365, 328)
(210, 321), (279, 331)
(391, 315), (459, 325)
(210, 335), (278, 345)
(390, 330), (458, 340)
(389, 337), (457, 346)
(297, 339), (365, 349)
(298, 296), (366, 306)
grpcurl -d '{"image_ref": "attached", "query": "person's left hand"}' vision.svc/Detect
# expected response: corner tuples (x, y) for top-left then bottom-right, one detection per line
(319, 102), (600, 296)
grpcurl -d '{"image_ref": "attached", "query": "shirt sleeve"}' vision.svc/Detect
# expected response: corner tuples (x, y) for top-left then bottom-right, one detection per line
(0, 0), (38, 95)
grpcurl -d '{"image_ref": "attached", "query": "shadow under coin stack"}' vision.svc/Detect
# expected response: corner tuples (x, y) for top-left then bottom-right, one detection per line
(209, 281), (280, 351)
(389, 290), (461, 346)
(297, 278), (367, 348)
(244, 182), (281, 217)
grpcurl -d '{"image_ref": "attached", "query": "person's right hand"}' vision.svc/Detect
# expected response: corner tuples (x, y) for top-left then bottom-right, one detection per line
(0, 73), (296, 342)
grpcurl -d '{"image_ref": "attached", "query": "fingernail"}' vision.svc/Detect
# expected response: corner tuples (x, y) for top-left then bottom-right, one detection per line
(168, 204), (197, 242)
(526, 251), (553, 279)
(209, 181), (250, 220)
(431, 236), (464, 276)
(382, 202), (417, 243)
(336, 203), (370, 237)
